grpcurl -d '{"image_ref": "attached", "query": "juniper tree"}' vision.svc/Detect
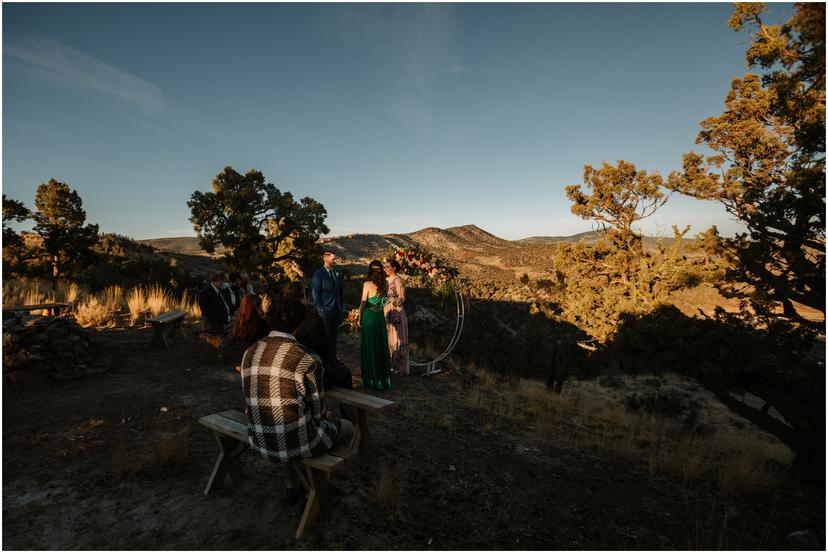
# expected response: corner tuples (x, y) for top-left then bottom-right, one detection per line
(188, 166), (328, 285)
(668, 2), (825, 328)
(2, 194), (32, 276)
(32, 179), (99, 279)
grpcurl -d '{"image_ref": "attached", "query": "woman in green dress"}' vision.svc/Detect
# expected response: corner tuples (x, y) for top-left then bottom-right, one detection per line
(359, 260), (393, 390)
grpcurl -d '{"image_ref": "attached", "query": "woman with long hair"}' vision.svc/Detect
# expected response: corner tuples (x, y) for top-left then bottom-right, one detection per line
(231, 293), (270, 347)
(358, 260), (393, 390)
(383, 259), (409, 376)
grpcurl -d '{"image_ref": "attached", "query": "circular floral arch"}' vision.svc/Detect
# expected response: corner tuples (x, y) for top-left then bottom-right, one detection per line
(385, 247), (464, 375)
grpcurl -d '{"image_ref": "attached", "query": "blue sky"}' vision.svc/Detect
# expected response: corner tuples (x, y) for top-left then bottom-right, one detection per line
(3, 3), (792, 240)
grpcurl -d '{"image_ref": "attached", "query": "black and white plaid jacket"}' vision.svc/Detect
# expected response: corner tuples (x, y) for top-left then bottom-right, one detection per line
(240, 331), (340, 462)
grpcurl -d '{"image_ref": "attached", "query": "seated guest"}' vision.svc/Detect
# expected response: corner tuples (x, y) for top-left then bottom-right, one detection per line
(291, 282), (353, 390)
(240, 288), (353, 496)
(231, 294), (270, 348)
(198, 272), (230, 334)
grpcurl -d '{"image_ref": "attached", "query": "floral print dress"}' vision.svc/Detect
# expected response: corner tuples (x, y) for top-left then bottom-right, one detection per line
(384, 276), (409, 376)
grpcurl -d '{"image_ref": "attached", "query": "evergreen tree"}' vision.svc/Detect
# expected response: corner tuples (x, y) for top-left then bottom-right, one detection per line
(188, 166), (328, 284)
(669, 2), (825, 328)
(32, 179), (100, 279)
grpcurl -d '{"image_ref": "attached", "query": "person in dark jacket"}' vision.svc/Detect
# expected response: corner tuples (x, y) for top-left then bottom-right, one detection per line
(222, 272), (244, 317)
(198, 273), (230, 334)
(310, 252), (345, 359)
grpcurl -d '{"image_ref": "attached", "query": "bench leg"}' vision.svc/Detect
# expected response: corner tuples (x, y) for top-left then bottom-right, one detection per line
(293, 464), (333, 539)
(176, 319), (187, 341)
(342, 405), (367, 449)
(203, 433), (247, 495)
(150, 323), (170, 349)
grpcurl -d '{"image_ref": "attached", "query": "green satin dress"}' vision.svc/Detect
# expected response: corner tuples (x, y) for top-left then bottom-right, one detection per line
(360, 295), (394, 391)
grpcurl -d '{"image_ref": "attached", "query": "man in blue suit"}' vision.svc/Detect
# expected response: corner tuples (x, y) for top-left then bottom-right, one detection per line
(311, 251), (344, 358)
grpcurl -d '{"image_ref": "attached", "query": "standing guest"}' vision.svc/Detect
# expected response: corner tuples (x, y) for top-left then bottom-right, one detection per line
(240, 289), (353, 498)
(198, 272), (231, 333)
(359, 260), (393, 391)
(383, 259), (409, 376)
(223, 272), (244, 316)
(311, 251), (344, 359)
(231, 294), (270, 348)
(240, 272), (255, 295)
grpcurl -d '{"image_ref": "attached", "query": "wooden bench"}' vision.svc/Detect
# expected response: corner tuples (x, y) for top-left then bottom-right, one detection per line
(3, 303), (69, 317)
(199, 387), (394, 539)
(147, 310), (187, 348)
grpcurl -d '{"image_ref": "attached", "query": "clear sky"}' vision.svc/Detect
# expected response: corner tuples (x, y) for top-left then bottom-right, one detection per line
(3, 2), (793, 240)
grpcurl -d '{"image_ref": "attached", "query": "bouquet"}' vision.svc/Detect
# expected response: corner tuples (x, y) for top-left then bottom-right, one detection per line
(342, 308), (361, 333)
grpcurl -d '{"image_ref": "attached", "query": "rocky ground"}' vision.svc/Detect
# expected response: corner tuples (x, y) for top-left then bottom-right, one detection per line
(2, 318), (824, 550)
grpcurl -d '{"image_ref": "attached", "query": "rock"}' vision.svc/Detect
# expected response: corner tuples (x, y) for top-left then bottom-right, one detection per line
(786, 530), (818, 549)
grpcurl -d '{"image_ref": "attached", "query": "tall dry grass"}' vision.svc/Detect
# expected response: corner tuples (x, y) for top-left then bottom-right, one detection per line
(2, 277), (86, 308)
(126, 287), (147, 324)
(458, 365), (790, 496)
(74, 296), (116, 328)
(144, 285), (173, 317)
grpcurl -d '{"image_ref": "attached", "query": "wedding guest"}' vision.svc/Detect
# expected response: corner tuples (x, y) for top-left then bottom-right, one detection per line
(359, 260), (393, 390)
(383, 259), (409, 376)
(240, 289), (353, 499)
(240, 272), (255, 295)
(198, 272), (230, 334)
(231, 294), (270, 348)
(223, 272), (244, 316)
(311, 251), (344, 359)
(291, 281), (353, 390)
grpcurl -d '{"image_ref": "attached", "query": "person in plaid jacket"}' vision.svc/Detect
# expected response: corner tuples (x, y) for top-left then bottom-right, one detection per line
(240, 287), (353, 467)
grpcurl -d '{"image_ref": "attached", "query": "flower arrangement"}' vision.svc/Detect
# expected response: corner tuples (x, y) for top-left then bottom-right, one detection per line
(384, 246), (459, 283)
(342, 308), (361, 333)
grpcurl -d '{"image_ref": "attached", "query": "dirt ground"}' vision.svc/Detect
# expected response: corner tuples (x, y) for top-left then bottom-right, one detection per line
(2, 320), (824, 550)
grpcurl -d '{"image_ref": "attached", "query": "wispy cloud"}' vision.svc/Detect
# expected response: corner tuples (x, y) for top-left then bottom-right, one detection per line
(319, 5), (462, 145)
(5, 36), (167, 114)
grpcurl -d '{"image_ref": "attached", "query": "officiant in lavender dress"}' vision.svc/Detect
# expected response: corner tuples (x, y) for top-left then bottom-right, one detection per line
(383, 259), (409, 376)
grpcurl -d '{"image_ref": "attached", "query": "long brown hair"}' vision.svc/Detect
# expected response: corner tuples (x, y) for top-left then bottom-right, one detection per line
(366, 260), (388, 295)
(232, 294), (263, 340)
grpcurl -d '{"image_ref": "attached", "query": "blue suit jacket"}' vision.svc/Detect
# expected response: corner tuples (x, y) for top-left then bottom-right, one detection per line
(311, 266), (343, 314)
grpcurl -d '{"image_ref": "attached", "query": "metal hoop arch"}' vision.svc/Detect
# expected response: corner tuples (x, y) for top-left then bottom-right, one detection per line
(409, 281), (465, 376)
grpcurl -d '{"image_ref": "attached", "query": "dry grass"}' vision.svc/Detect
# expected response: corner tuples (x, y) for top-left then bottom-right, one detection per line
(101, 285), (124, 310)
(126, 287), (147, 324)
(74, 296), (116, 328)
(145, 285), (173, 316)
(458, 365), (791, 496)
(373, 462), (408, 519)
(178, 291), (201, 319)
(716, 449), (778, 496)
(2, 277), (91, 308)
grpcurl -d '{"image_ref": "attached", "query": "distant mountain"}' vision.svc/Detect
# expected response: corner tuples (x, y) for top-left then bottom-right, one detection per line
(140, 225), (689, 266)
(518, 230), (604, 245)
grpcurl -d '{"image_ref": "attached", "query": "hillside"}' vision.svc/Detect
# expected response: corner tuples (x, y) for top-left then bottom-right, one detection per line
(137, 237), (227, 257)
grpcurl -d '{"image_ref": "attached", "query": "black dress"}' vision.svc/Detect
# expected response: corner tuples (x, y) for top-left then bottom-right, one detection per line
(295, 307), (353, 390)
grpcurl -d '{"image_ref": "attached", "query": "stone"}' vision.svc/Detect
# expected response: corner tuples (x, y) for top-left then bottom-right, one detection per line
(786, 530), (818, 549)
